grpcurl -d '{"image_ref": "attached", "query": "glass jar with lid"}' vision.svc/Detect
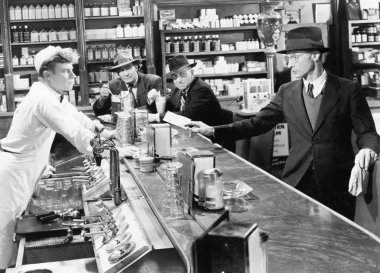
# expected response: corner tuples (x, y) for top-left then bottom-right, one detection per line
(200, 168), (224, 210)
(39, 29), (48, 42)
(124, 24), (133, 38)
(100, 3), (109, 16)
(87, 46), (94, 61)
(110, 2), (118, 16)
(108, 45), (116, 59)
(84, 3), (91, 17)
(31, 29), (39, 42)
(92, 3), (100, 17)
(101, 45), (109, 60)
(69, 28), (76, 40)
(48, 28), (57, 41)
(133, 45), (141, 58)
(95, 45), (102, 60)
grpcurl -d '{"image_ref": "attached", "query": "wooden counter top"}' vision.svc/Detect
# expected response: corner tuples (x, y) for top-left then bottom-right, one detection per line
(122, 126), (380, 273)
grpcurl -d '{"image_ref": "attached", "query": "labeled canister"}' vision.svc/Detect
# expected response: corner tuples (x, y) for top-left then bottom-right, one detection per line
(199, 168), (224, 210)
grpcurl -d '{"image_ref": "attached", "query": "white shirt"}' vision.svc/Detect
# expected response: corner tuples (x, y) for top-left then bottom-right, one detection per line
(1, 81), (95, 155)
(302, 70), (327, 98)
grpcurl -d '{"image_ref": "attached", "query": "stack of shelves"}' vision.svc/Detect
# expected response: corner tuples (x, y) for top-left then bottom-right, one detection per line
(0, 0), (155, 113)
(158, 2), (270, 100)
(345, 19), (380, 96)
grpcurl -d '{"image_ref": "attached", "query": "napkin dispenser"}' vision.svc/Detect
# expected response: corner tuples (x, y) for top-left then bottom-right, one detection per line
(147, 123), (172, 159)
(193, 215), (269, 273)
(177, 149), (215, 212)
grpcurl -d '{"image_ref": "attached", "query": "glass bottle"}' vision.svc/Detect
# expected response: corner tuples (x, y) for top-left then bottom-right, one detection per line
(101, 45), (109, 60)
(92, 3), (100, 17)
(132, 24), (139, 37)
(139, 23), (145, 37)
(15, 5), (22, 20)
(201, 168), (224, 210)
(69, 27), (77, 40)
(84, 3), (92, 17)
(116, 24), (124, 38)
(68, 3), (75, 18)
(215, 34), (221, 51)
(61, 3), (68, 18)
(179, 36), (184, 53)
(87, 46), (94, 61)
(9, 6), (15, 21)
(161, 162), (184, 220)
(109, 45), (116, 59)
(204, 35), (211, 52)
(124, 24), (133, 38)
(199, 35), (205, 52)
(173, 36), (179, 53)
(257, 1), (283, 49)
(110, 2), (118, 16)
(13, 55), (19, 66)
(12, 26), (19, 43)
(361, 29), (368, 43)
(188, 36), (194, 52)
(35, 5), (42, 19)
(53, 180), (63, 211)
(23, 25), (30, 43)
(95, 45), (102, 60)
(55, 4), (62, 19)
(48, 28), (57, 41)
(28, 5), (36, 20)
(22, 5), (29, 20)
(193, 36), (200, 52)
(48, 4), (55, 19)
(165, 37), (171, 54)
(39, 29), (48, 42)
(31, 29), (39, 42)
(61, 179), (73, 210)
(45, 180), (55, 210)
(18, 26), (24, 43)
(133, 44), (141, 58)
(41, 4), (49, 19)
(101, 3), (109, 16)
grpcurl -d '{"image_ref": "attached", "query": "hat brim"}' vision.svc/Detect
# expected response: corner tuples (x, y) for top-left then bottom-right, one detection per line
(277, 47), (330, 54)
(109, 59), (142, 71)
(166, 62), (197, 78)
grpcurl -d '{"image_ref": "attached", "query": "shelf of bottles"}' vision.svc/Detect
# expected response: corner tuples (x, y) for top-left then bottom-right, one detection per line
(163, 26), (258, 34)
(8, 2), (78, 71)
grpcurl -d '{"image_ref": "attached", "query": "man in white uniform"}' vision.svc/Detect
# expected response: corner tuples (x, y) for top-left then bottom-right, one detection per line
(0, 46), (114, 269)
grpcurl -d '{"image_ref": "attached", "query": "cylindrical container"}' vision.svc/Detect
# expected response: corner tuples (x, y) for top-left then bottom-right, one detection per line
(84, 3), (92, 17)
(48, 4), (55, 19)
(200, 168), (224, 210)
(100, 3), (109, 16)
(22, 5), (29, 20)
(110, 3), (118, 16)
(55, 4), (62, 19)
(139, 156), (154, 173)
(161, 162), (184, 219)
(53, 180), (63, 210)
(69, 28), (76, 40)
(28, 5), (36, 20)
(62, 179), (73, 210)
(68, 4), (75, 18)
(41, 4), (48, 19)
(45, 180), (55, 210)
(92, 3), (100, 17)
(133, 109), (148, 142)
(15, 6), (22, 20)
(101, 45), (109, 60)
(115, 112), (134, 145)
(9, 6), (15, 21)
(35, 5), (42, 19)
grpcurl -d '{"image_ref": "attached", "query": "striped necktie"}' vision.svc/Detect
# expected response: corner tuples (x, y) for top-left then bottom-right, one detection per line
(307, 83), (314, 99)
(128, 84), (138, 107)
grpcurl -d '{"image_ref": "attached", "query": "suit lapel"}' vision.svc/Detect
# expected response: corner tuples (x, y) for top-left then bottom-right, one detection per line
(313, 74), (340, 135)
(288, 80), (313, 136)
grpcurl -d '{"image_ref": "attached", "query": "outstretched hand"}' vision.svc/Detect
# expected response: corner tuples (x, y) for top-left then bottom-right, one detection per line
(185, 121), (214, 136)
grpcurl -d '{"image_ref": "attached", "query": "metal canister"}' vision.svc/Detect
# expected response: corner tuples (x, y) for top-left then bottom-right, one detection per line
(200, 168), (224, 210)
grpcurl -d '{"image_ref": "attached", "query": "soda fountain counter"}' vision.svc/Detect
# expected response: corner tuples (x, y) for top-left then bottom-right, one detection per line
(7, 125), (380, 273)
(119, 126), (380, 273)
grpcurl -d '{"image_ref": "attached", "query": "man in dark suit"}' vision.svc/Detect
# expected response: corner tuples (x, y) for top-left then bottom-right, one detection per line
(164, 55), (224, 126)
(187, 27), (380, 220)
(92, 50), (162, 116)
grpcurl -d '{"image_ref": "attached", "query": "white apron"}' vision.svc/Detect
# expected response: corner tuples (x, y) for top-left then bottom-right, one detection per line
(0, 82), (95, 268)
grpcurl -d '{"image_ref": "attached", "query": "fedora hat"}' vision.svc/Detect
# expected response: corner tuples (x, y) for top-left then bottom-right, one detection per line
(166, 55), (197, 77)
(109, 50), (141, 71)
(277, 26), (329, 54)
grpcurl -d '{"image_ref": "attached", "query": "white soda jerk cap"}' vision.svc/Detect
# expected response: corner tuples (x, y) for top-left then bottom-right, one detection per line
(34, 45), (79, 73)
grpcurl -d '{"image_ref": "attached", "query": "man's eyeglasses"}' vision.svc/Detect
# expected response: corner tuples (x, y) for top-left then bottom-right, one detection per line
(284, 53), (308, 64)
(171, 69), (190, 80)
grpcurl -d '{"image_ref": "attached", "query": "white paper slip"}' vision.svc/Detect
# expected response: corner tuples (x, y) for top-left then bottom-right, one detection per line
(163, 111), (191, 129)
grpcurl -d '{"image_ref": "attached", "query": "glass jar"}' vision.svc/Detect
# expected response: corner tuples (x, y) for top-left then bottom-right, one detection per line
(55, 4), (62, 19)
(133, 109), (148, 141)
(28, 5), (36, 20)
(161, 162), (184, 220)
(116, 24), (124, 38)
(45, 180), (55, 210)
(20, 55), (27, 66)
(39, 29), (48, 42)
(41, 4), (48, 19)
(257, 1), (283, 49)
(53, 180), (63, 211)
(100, 3), (109, 16)
(71, 180), (83, 209)
(15, 5), (22, 20)
(133, 44), (141, 58)
(101, 45), (109, 60)
(35, 5), (42, 19)
(84, 3), (92, 17)
(200, 168), (224, 210)
(124, 24), (132, 38)
(48, 29), (57, 41)
(92, 3), (100, 17)
(361, 30), (368, 43)
(69, 28), (76, 40)
(110, 2), (118, 16)
(61, 4), (68, 18)
(48, 4), (55, 19)
(138, 23), (145, 37)
(132, 24), (139, 37)
(94, 45), (102, 60)
(9, 6), (15, 21)
(68, 4), (75, 18)
(368, 33), (374, 43)
(22, 5), (29, 20)
(27, 54), (34, 65)
(31, 29), (39, 42)
(108, 45), (116, 59)
(62, 179), (73, 210)
(12, 55), (19, 66)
